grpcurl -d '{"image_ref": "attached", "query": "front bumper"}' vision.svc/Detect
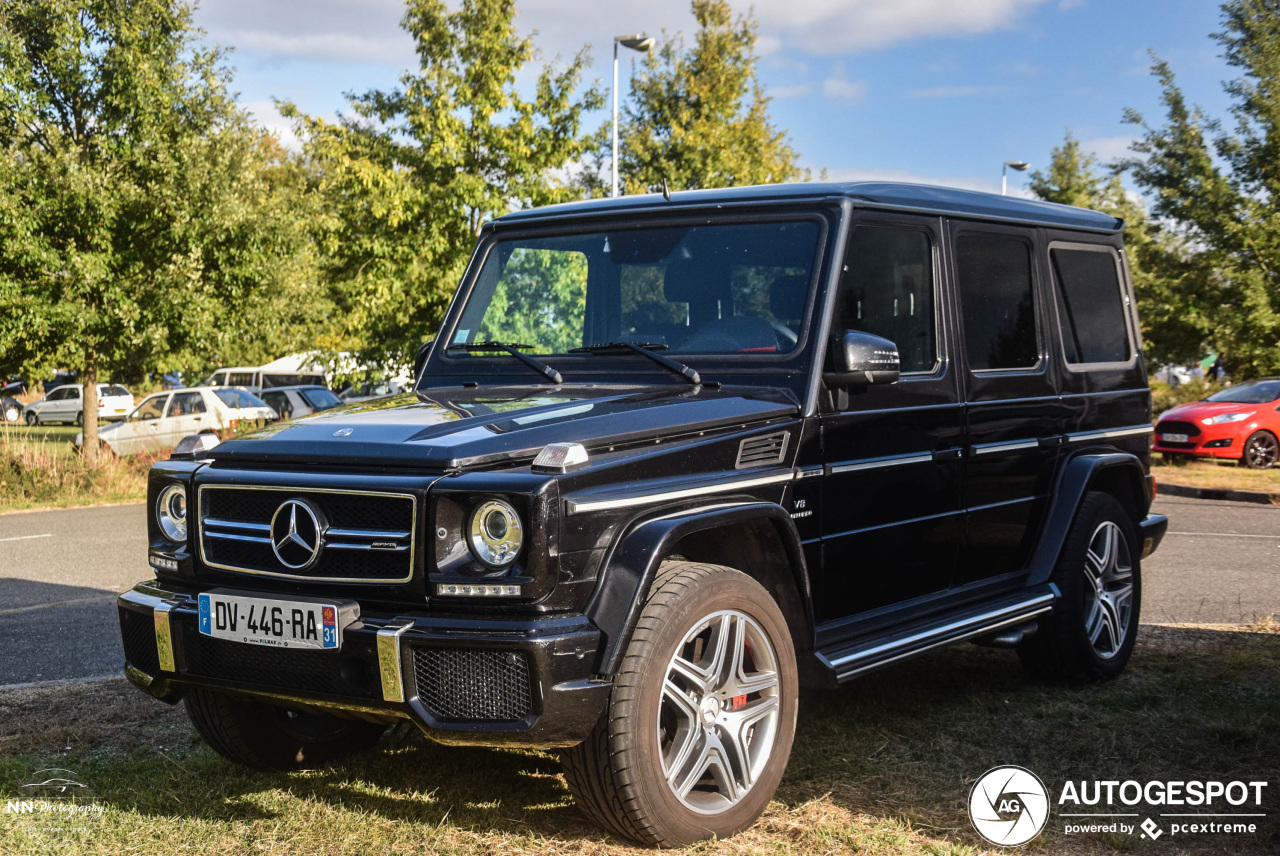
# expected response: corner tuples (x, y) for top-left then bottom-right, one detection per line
(118, 580), (610, 748)
(1139, 512), (1168, 559)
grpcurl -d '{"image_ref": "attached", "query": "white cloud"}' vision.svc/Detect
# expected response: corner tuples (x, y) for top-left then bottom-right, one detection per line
(821, 64), (867, 103)
(909, 84), (1009, 98)
(194, 0), (416, 66)
(771, 83), (813, 99)
(820, 166), (1035, 198)
(244, 100), (303, 151)
(1081, 135), (1136, 162)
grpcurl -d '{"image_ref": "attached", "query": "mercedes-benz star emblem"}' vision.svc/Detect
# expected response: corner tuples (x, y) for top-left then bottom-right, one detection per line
(269, 499), (327, 570)
(333, 427), (353, 437)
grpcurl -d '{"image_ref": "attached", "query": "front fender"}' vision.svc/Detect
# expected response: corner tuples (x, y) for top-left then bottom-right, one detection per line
(584, 501), (811, 676)
(1025, 451), (1150, 586)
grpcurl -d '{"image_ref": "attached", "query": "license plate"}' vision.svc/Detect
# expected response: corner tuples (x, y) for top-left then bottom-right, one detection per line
(198, 592), (350, 650)
(1161, 433), (1189, 443)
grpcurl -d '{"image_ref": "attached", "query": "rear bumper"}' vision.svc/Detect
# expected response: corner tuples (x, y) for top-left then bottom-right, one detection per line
(117, 579), (610, 748)
(1139, 513), (1168, 559)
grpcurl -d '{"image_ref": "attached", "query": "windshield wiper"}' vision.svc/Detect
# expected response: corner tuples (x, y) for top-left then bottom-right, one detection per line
(447, 342), (563, 384)
(570, 341), (701, 386)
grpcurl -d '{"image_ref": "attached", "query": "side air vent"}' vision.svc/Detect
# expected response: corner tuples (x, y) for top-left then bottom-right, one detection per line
(736, 431), (790, 469)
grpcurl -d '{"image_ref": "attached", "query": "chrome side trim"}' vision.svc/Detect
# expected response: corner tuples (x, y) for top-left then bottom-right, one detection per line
(1068, 425), (1154, 444)
(565, 471), (794, 515)
(829, 452), (933, 474)
(971, 438), (1041, 456)
(198, 484), (417, 584)
(377, 619), (414, 703)
(824, 592), (1055, 679)
(153, 601), (176, 673)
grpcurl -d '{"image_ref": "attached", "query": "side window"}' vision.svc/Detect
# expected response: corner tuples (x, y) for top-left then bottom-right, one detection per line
(68, 387), (81, 399)
(835, 226), (937, 373)
(168, 391), (205, 416)
(47, 388), (67, 401)
(1050, 247), (1132, 365)
(956, 234), (1038, 371)
(134, 395), (167, 421)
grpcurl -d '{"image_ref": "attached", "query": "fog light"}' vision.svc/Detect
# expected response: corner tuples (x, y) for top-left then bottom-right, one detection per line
(436, 583), (522, 597)
(149, 555), (179, 572)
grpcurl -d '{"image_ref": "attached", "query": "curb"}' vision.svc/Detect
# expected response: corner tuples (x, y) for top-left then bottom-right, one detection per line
(1157, 480), (1280, 506)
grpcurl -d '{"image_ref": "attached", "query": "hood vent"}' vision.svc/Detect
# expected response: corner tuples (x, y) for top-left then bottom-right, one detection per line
(736, 431), (790, 469)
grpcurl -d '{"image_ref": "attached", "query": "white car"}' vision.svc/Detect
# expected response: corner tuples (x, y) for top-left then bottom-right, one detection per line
(258, 385), (343, 421)
(24, 384), (134, 426)
(78, 387), (276, 456)
(338, 380), (408, 403)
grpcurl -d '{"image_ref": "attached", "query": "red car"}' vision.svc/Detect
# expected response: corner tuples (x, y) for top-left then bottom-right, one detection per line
(1153, 378), (1280, 468)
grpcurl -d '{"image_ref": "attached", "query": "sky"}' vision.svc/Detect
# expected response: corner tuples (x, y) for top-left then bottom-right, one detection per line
(191, 0), (1237, 198)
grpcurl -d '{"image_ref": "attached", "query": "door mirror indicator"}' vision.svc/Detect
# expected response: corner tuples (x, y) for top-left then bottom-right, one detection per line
(824, 330), (901, 388)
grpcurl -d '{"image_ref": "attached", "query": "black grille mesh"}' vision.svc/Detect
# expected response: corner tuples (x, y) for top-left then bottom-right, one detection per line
(1155, 420), (1201, 438)
(120, 607), (160, 675)
(204, 489), (413, 531)
(180, 623), (380, 699)
(412, 648), (532, 722)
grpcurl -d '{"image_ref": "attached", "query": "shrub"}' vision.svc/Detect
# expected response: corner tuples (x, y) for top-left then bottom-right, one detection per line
(1150, 378), (1223, 418)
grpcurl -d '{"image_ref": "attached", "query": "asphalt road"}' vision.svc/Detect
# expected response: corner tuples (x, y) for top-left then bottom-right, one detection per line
(0, 495), (1276, 687)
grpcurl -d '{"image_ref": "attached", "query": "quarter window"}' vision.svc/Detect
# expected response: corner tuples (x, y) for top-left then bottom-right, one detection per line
(1050, 247), (1132, 365)
(956, 234), (1039, 371)
(835, 226), (937, 374)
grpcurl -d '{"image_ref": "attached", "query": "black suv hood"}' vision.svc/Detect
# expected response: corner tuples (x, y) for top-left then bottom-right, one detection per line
(210, 385), (800, 470)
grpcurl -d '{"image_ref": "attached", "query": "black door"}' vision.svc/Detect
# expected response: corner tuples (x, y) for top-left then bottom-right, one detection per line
(815, 214), (964, 622)
(949, 223), (1060, 586)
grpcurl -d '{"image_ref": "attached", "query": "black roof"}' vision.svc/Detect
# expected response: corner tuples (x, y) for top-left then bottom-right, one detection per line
(495, 181), (1123, 233)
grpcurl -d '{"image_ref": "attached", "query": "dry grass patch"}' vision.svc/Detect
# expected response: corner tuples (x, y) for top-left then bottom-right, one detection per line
(1, 623), (1276, 855)
(1151, 456), (1280, 497)
(0, 427), (157, 512)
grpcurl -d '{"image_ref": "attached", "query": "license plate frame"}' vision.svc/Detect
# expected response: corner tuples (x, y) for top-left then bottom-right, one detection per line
(1161, 432), (1190, 444)
(197, 589), (359, 651)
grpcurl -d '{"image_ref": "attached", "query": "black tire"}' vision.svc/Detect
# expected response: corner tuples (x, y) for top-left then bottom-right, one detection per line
(1239, 430), (1278, 469)
(24, 411), (38, 427)
(560, 561), (798, 846)
(184, 687), (385, 770)
(1018, 492), (1141, 681)
(74, 411), (83, 427)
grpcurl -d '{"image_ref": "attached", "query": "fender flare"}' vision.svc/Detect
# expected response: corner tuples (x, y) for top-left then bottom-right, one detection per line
(584, 500), (812, 676)
(1025, 451), (1149, 586)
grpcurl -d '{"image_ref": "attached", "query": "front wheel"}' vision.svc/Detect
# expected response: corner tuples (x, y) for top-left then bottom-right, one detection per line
(24, 411), (38, 427)
(184, 687), (385, 770)
(1240, 430), (1278, 469)
(3, 403), (18, 423)
(560, 561), (798, 846)
(1018, 491), (1141, 681)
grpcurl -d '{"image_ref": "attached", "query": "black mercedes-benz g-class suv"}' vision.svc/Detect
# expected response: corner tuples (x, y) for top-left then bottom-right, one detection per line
(119, 182), (1168, 846)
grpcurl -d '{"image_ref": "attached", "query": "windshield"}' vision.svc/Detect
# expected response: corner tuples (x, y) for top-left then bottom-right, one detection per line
(214, 389), (268, 409)
(447, 220), (820, 358)
(300, 387), (342, 410)
(1204, 379), (1280, 404)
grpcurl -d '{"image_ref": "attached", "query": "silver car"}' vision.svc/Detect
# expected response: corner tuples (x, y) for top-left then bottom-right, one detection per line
(77, 387), (276, 456)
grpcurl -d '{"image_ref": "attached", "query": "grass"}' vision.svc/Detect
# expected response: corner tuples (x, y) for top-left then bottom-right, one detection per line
(0, 424), (156, 513)
(1151, 455), (1280, 497)
(1, 621), (1276, 855)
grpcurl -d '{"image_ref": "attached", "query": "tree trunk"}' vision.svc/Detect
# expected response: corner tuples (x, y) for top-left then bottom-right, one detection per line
(82, 366), (98, 463)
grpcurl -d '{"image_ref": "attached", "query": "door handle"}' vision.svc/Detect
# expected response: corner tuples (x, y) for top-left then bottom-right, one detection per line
(932, 447), (964, 463)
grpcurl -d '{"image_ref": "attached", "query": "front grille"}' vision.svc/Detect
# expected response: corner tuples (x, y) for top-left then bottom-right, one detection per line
(412, 648), (533, 722)
(180, 623), (380, 699)
(199, 486), (416, 583)
(1155, 420), (1201, 437)
(120, 607), (160, 675)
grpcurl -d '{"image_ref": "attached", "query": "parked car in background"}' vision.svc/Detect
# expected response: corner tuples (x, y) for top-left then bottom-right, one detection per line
(79, 387), (276, 456)
(337, 380), (407, 403)
(23, 384), (134, 426)
(43, 371), (78, 392)
(2, 378), (29, 397)
(2, 394), (21, 423)
(258, 385), (343, 421)
(1153, 377), (1280, 468)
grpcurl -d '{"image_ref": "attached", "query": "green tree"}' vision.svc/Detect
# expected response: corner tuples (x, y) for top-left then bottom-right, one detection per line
(0, 0), (320, 458)
(283, 0), (602, 374)
(617, 0), (806, 195)
(1029, 132), (1208, 367)
(1120, 0), (1280, 378)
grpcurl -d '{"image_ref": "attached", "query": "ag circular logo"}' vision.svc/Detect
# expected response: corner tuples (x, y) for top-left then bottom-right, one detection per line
(968, 766), (1049, 847)
(270, 498), (327, 570)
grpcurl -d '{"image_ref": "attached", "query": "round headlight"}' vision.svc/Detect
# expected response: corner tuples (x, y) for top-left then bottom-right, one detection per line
(157, 484), (188, 542)
(468, 499), (523, 569)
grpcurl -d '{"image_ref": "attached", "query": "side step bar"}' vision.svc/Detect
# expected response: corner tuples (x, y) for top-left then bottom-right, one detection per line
(815, 588), (1057, 684)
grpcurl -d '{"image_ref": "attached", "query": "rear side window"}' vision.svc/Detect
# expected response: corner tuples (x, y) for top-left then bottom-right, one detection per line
(1050, 247), (1132, 365)
(300, 388), (341, 410)
(214, 389), (268, 409)
(836, 226), (937, 373)
(106, 384), (130, 397)
(956, 234), (1038, 371)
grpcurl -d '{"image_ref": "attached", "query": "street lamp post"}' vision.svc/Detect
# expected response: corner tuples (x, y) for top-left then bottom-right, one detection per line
(1002, 160), (1030, 196)
(612, 34), (654, 198)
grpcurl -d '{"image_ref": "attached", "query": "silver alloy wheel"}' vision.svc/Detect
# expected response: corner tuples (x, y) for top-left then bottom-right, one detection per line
(1244, 432), (1278, 469)
(658, 609), (781, 814)
(1082, 521), (1134, 659)
(3, 404), (18, 423)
